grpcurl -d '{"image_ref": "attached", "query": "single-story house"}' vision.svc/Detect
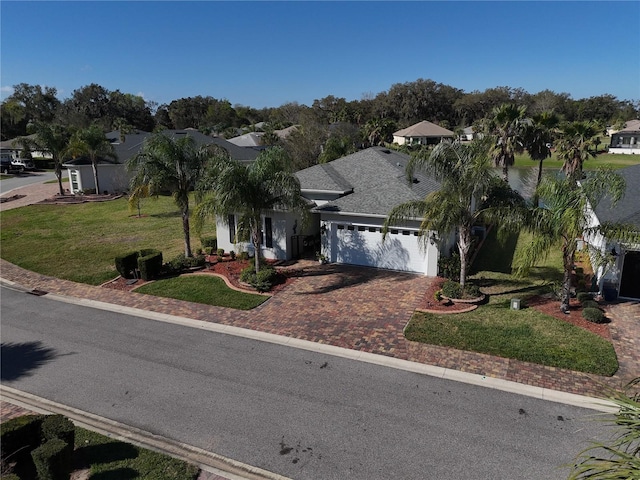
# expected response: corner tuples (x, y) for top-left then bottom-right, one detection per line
(460, 126), (475, 141)
(63, 129), (261, 194)
(226, 126), (299, 147)
(609, 120), (640, 155)
(392, 120), (454, 146)
(585, 163), (640, 300)
(0, 134), (52, 160)
(215, 147), (444, 275)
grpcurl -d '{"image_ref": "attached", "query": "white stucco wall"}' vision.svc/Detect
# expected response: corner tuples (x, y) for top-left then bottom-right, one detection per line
(65, 164), (132, 194)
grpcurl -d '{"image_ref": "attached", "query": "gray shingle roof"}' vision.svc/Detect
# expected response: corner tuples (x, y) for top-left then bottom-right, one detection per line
(594, 163), (640, 229)
(296, 147), (440, 217)
(65, 129), (261, 166)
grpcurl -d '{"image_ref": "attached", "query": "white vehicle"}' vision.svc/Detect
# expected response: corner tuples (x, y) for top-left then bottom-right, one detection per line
(11, 158), (35, 171)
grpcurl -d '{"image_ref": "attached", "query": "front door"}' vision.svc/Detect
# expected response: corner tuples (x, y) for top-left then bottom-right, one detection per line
(619, 250), (640, 299)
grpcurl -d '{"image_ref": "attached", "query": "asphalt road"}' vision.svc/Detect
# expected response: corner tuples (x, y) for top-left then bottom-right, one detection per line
(0, 286), (612, 480)
(0, 170), (57, 194)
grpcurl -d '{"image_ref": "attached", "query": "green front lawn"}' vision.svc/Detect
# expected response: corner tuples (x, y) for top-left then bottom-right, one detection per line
(406, 228), (619, 376)
(135, 275), (268, 310)
(0, 195), (215, 285)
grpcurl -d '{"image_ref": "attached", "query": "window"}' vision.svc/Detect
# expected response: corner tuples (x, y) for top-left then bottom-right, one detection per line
(337, 225), (344, 230)
(402, 230), (410, 236)
(264, 217), (273, 248)
(228, 214), (236, 243)
(70, 170), (79, 192)
(347, 225), (355, 231)
(358, 226), (366, 232)
(369, 227), (377, 233)
(390, 229), (398, 235)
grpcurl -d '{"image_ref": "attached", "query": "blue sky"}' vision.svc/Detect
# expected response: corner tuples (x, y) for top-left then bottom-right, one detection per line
(2, 1), (639, 109)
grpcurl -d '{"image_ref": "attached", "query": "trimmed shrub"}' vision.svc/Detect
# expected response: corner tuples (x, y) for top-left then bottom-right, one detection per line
(240, 265), (276, 292)
(581, 300), (601, 310)
(463, 283), (481, 298)
(237, 251), (249, 261)
(138, 250), (163, 281)
(201, 237), (217, 250)
(582, 307), (606, 324)
(115, 251), (139, 279)
(576, 292), (592, 304)
(31, 438), (71, 480)
(41, 415), (74, 448)
(438, 252), (460, 281)
(216, 248), (224, 257)
(1, 415), (45, 468)
(441, 280), (462, 299)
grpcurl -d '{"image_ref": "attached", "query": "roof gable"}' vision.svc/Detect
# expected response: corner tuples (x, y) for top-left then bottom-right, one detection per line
(393, 120), (454, 138)
(296, 147), (440, 217)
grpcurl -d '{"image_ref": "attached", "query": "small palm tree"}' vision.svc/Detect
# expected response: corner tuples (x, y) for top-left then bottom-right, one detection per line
(515, 168), (630, 313)
(65, 125), (116, 195)
(127, 132), (214, 257)
(487, 103), (527, 182)
(568, 378), (640, 479)
(195, 146), (307, 274)
(522, 111), (559, 200)
(32, 123), (71, 195)
(384, 139), (525, 291)
(556, 121), (601, 181)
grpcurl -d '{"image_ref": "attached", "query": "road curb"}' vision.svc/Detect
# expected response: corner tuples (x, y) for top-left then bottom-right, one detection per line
(2, 281), (619, 413)
(0, 386), (290, 480)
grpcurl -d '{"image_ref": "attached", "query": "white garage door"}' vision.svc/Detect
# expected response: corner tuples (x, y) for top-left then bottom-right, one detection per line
(330, 224), (427, 274)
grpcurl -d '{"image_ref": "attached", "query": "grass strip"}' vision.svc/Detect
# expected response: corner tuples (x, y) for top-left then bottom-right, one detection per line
(405, 308), (618, 376)
(74, 426), (199, 479)
(135, 275), (268, 310)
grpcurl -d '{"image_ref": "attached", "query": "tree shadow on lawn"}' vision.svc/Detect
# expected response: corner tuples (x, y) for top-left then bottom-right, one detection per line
(470, 230), (519, 275)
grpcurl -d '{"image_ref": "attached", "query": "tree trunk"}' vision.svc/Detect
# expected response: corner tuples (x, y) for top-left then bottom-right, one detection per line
(532, 158), (544, 207)
(91, 159), (100, 195)
(182, 205), (192, 258)
(458, 226), (472, 291)
(560, 243), (575, 313)
(502, 164), (509, 183)
(252, 229), (261, 274)
(55, 161), (64, 196)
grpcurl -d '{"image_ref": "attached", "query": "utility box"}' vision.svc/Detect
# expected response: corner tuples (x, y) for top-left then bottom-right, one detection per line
(511, 298), (521, 310)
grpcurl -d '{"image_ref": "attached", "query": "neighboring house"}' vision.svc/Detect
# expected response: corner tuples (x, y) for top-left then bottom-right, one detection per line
(226, 126), (298, 147)
(585, 163), (640, 300)
(0, 134), (52, 160)
(392, 120), (454, 146)
(63, 129), (261, 194)
(460, 126), (475, 141)
(609, 120), (640, 155)
(216, 147), (443, 275)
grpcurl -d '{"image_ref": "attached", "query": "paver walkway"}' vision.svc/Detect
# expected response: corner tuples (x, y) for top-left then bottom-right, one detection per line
(2, 180), (639, 398)
(2, 258), (638, 398)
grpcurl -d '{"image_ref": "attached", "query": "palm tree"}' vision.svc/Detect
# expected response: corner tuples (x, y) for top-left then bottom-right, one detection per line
(487, 103), (527, 182)
(568, 377), (640, 479)
(195, 146), (307, 274)
(515, 168), (629, 313)
(522, 111), (559, 205)
(127, 132), (214, 257)
(65, 125), (116, 195)
(31, 123), (71, 195)
(556, 120), (601, 181)
(363, 118), (395, 147)
(384, 139), (525, 291)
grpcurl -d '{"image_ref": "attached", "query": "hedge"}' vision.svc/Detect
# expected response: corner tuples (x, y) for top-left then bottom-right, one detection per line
(31, 438), (72, 480)
(115, 251), (139, 279)
(41, 415), (75, 450)
(582, 307), (606, 324)
(138, 250), (163, 281)
(0, 414), (45, 468)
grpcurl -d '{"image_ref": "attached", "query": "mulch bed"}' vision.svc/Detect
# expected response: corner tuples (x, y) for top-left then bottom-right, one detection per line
(36, 194), (123, 204)
(0, 194), (26, 203)
(102, 257), (301, 295)
(416, 278), (611, 340)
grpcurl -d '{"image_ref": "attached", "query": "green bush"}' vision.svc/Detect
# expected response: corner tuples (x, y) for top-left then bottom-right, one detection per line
(581, 300), (601, 310)
(582, 307), (606, 324)
(441, 280), (462, 299)
(138, 250), (163, 281)
(41, 415), (74, 448)
(216, 248), (224, 256)
(438, 252), (460, 280)
(164, 254), (204, 275)
(114, 251), (139, 279)
(201, 236), (217, 250)
(240, 265), (276, 292)
(464, 283), (481, 298)
(576, 292), (592, 304)
(237, 251), (249, 261)
(31, 438), (71, 480)
(1, 415), (44, 470)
